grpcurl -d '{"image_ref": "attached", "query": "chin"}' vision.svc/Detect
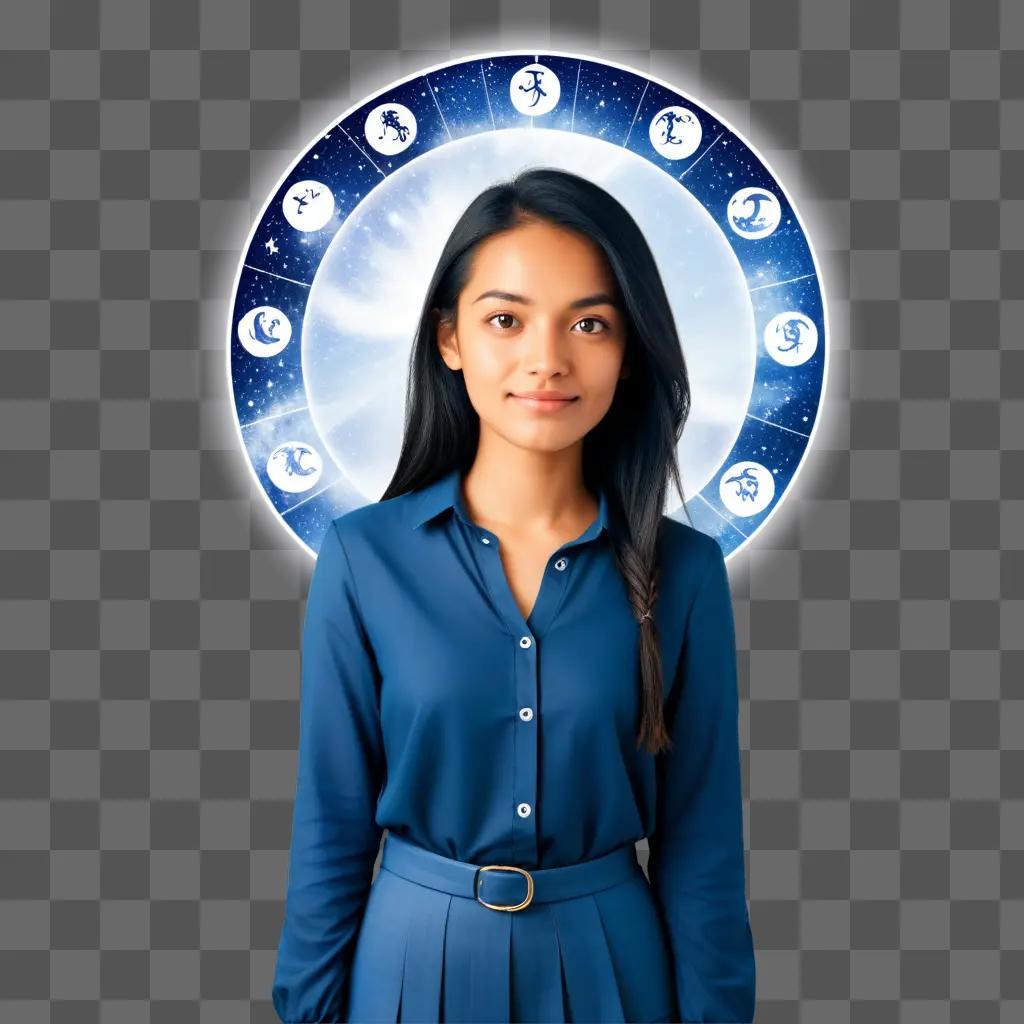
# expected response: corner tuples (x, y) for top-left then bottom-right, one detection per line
(508, 429), (588, 453)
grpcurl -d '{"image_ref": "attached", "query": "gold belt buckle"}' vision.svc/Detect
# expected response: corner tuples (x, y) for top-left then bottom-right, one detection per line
(474, 864), (534, 911)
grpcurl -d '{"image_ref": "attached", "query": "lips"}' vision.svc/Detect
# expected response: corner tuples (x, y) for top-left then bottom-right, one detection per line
(509, 392), (579, 402)
(509, 392), (580, 413)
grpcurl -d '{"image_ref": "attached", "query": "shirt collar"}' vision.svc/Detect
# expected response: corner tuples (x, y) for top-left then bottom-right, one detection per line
(410, 465), (610, 542)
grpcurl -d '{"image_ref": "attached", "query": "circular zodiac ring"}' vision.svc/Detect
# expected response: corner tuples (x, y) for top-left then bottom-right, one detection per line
(226, 49), (829, 559)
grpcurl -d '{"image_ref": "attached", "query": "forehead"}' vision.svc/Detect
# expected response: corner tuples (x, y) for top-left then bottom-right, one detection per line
(465, 224), (617, 299)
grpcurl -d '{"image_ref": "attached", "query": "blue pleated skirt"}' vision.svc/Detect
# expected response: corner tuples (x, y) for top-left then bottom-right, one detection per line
(346, 831), (679, 1023)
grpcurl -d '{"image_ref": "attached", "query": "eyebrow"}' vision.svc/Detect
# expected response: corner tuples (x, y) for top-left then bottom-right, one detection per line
(472, 289), (624, 311)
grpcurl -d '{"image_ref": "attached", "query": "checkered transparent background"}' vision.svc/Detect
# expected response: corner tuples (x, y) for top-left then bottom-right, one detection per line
(1, 0), (1022, 1021)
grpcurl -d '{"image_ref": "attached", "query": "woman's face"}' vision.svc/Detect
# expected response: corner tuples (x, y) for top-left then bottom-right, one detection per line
(435, 218), (630, 454)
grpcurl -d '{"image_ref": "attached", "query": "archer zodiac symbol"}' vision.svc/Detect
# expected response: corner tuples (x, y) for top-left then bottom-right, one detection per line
(378, 108), (411, 143)
(510, 63), (560, 116)
(517, 68), (547, 108)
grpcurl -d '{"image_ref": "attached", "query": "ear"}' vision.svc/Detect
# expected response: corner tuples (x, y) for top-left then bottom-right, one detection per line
(434, 310), (461, 371)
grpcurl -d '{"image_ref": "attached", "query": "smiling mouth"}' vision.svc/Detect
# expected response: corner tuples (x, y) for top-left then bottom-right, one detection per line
(508, 390), (579, 400)
(509, 393), (580, 411)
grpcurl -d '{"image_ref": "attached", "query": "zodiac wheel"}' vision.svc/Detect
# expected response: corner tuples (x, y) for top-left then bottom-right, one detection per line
(226, 50), (828, 558)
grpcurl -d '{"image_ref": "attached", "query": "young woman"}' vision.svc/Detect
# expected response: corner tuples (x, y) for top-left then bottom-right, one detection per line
(272, 167), (756, 1023)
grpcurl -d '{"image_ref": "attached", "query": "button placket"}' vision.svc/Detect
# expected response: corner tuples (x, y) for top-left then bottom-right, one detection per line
(512, 625), (539, 863)
(452, 492), (605, 868)
(467, 523), (589, 868)
(470, 524), (541, 864)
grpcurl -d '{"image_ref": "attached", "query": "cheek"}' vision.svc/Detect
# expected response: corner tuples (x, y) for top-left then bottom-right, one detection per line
(578, 351), (626, 402)
(458, 342), (512, 409)
(467, 341), (509, 380)
(575, 386), (617, 429)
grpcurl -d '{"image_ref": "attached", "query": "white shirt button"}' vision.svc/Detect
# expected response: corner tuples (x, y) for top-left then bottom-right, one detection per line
(480, 535), (490, 544)
(517, 802), (532, 817)
(554, 557), (568, 571)
(519, 707), (533, 721)
(519, 636), (532, 648)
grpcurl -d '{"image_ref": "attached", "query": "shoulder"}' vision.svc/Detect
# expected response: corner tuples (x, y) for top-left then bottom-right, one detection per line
(656, 517), (732, 625)
(657, 515), (722, 580)
(649, 518), (728, 676)
(327, 488), (417, 553)
(329, 497), (401, 543)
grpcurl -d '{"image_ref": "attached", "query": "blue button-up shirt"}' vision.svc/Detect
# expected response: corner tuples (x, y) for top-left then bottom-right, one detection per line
(272, 466), (756, 1022)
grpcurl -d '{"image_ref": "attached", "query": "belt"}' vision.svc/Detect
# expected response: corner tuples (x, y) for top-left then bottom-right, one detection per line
(379, 830), (641, 913)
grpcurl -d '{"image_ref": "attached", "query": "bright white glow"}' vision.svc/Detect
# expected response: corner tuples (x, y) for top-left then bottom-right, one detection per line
(302, 127), (756, 515)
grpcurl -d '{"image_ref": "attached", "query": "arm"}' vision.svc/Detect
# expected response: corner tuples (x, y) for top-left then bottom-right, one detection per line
(646, 537), (756, 1023)
(272, 520), (386, 1023)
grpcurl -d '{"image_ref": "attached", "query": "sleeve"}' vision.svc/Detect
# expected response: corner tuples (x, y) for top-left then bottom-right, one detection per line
(271, 520), (387, 1024)
(646, 536), (757, 1023)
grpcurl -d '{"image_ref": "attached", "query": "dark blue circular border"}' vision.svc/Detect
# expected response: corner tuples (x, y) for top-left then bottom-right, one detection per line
(226, 49), (829, 558)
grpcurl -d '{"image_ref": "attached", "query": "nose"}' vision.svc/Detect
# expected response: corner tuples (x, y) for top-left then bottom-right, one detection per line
(521, 323), (571, 376)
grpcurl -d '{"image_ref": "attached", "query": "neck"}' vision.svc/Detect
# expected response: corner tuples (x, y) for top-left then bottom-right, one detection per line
(461, 434), (595, 533)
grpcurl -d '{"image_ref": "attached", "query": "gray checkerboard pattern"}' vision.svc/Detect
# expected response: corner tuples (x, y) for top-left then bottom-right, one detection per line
(1, 0), (1021, 1021)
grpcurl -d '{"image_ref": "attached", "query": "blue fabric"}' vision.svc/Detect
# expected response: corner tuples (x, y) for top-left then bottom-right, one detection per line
(271, 466), (756, 1023)
(346, 830), (679, 1023)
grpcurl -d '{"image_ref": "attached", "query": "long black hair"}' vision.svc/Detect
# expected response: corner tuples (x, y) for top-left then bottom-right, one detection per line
(380, 167), (693, 756)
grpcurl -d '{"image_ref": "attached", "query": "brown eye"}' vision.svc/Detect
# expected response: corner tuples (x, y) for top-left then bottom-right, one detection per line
(573, 317), (608, 334)
(488, 313), (518, 330)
